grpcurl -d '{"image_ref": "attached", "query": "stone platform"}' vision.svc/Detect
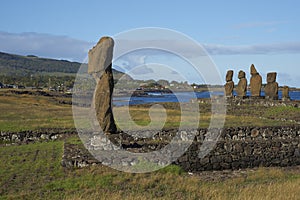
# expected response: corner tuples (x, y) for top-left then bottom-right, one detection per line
(61, 126), (300, 172)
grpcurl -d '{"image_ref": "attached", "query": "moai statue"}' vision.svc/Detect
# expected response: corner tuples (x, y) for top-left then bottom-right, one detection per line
(264, 72), (279, 100)
(282, 86), (290, 101)
(236, 70), (247, 98)
(88, 36), (117, 134)
(224, 70), (234, 97)
(250, 64), (262, 97)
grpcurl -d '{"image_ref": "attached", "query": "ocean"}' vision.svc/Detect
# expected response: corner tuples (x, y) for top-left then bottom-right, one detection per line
(113, 91), (300, 107)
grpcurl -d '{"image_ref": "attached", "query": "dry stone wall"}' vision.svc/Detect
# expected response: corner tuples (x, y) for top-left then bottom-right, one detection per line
(61, 126), (300, 172)
(177, 126), (300, 171)
(0, 129), (77, 144)
(1, 127), (299, 172)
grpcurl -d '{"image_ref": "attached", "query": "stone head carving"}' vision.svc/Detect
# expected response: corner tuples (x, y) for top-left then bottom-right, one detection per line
(226, 70), (234, 82)
(236, 70), (247, 97)
(250, 64), (258, 75)
(250, 64), (262, 97)
(225, 70), (234, 97)
(265, 72), (279, 99)
(267, 72), (277, 83)
(238, 70), (246, 79)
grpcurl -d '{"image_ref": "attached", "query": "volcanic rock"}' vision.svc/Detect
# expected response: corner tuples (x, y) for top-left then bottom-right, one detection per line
(250, 64), (262, 97)
(88, 36), (117, 133)
(236, 70), (247, 97)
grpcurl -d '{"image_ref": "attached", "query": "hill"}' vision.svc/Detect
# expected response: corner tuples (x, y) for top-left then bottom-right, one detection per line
(0, 51), (131, 88)
(0, 52), (82, 74)
(0, 51), (126, 76)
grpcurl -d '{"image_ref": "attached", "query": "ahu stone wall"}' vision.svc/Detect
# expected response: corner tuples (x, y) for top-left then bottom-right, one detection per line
(1, 127), (298, 172)
(0, 129), (77, 144)
(61, 126), (300, 172)
(176, 126), (300, 172)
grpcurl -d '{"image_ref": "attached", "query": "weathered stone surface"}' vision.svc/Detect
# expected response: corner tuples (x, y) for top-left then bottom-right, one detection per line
(225, 81), (234, 97)
(251, 129), (260, 138)
(88, 37), (114, 75)
(236, 70), (247, 97)
(225, 70), (234, 97)
(0, 129), (77, 144)
(267, 72), (277, 83)
(60, 127), (300, 171)
(265, 72), (279, 100)
(88, 37), (117, 133)
(282, 86), (290, 101)
(226, 70), (233, 82)
(250, 64), (262, 97)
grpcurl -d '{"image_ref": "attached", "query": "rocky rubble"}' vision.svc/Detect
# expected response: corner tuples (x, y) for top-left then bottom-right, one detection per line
(0, 128), (76, 144)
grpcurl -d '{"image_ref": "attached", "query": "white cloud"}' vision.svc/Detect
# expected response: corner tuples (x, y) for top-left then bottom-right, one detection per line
(119, 54), (147, 69)
(0, 31), (92, 61)
(127, 63), (185, 82)
(204, 42), (300, 55)
(0, 31), (299, 86)
(232, 21), (288, 29)
(2, 31), (300, 63)
(276, 73), (300, 87)
(130, 66), (154, 75)
(114, 38), (300, 57)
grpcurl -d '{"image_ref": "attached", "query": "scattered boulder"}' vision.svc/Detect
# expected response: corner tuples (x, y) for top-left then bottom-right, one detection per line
(251, 129), (260, 138)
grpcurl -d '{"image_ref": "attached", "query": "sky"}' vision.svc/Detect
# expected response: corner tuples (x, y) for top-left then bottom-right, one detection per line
(1, 0), (300, 86)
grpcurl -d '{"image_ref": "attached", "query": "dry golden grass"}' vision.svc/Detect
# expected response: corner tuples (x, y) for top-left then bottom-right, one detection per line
(0, 90), (298, 132)
(0, 91), (74, 131)
(60, 165), (300, 200)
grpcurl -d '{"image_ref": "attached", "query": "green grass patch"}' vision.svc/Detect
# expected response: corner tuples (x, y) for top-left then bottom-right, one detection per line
(157, 164), (185, 175)
(0, 141), (300, 199)
(263, 106), (300, 121)
(65, 135), (83, 145)
(0, 141), (65, 199)
(1, 91), (299, 132)
(0, 92), (74, 131)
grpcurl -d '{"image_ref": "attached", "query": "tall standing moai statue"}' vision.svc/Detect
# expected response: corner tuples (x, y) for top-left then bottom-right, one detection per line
(224, 70), (234, 97)
(250, 64), (262, 97)
(236, 70), (247, 98)
(264, 72), (279, 100)
(282, 85), (290, 101)
(88, 36), (117, 134)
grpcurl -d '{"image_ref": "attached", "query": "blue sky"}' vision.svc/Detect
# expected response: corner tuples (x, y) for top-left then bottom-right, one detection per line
(1, 0), (300, 86)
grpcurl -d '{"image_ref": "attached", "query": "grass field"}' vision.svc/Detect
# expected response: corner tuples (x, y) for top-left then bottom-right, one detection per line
(0, 137), (300, 199)
(0, 89), (300, 199)
(0, 90), (74, 131)
(0, 89), (298, 131)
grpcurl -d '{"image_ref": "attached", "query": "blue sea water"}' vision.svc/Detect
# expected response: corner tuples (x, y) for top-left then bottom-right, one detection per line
(113, 91), (300, 107)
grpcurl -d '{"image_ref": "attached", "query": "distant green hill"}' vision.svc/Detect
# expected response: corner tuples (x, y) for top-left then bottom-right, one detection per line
(0, 51), (126, 76)
(0, 52), (130, 88)
(0, 52), (81, 74)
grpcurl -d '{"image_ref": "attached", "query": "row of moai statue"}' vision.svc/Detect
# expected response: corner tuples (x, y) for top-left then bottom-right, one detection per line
(225, 64), (290, 100)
